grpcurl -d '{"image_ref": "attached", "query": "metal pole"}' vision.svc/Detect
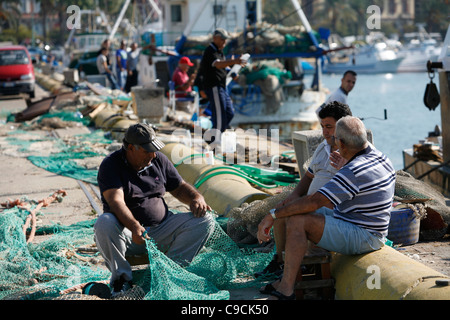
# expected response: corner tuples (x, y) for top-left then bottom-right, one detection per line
(109, 0), (132, 40)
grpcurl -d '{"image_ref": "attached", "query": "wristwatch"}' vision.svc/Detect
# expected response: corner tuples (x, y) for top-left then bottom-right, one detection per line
(269, 208), (277, 220)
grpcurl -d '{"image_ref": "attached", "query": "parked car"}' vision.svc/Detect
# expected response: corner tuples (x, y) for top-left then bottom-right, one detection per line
(0, 45), (35, 98)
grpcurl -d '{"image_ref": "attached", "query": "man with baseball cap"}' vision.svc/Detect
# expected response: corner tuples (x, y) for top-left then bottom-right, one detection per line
(171, 56), (197, 113)
(213, 28), (230, 39)
(94, 123), (215, 296)
(200, 28), (247, 145)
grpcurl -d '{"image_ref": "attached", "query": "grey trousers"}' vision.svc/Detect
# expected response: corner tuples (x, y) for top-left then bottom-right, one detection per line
(94, 211), (215, 285)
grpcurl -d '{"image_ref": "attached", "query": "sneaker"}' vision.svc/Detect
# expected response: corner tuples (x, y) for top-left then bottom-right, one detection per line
(111, 275), (133, 298)
(254, 254), (284, 278)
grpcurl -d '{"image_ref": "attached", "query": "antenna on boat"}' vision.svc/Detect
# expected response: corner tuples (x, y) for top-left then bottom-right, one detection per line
(359, 109), (388, 121)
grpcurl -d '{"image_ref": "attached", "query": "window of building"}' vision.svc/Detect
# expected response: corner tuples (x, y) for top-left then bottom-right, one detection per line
(171, 4), (182, 23)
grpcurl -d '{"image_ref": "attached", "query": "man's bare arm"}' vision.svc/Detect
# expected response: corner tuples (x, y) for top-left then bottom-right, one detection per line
(170, 181), (211, 217)
(103, 188), (147, 244)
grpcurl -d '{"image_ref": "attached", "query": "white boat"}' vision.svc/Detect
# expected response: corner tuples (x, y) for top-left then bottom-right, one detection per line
(397, 39), (442, 73)
(323, 42), (404, 74)
(397, 24), (442, 73)
(228, 77), (325, 139)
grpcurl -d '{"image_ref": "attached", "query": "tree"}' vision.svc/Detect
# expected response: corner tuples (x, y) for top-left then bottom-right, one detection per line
(262, 0), (305, 26)
(348, 0), (383, 36)
(415, 0), (449, 34)
(311, 0), (358, 36)
(0, 1), (22, 43)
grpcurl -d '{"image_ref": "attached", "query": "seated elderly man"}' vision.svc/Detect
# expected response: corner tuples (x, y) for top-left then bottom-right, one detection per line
(257, 116), (396, 300)
(254, 101), (352, 279)
(94, 123), (215, 296)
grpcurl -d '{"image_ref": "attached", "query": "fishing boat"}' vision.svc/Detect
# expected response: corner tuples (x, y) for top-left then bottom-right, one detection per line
(397, 25), (442, 73)
(138, 0), (329, 139)
(323, 42), (404, 74)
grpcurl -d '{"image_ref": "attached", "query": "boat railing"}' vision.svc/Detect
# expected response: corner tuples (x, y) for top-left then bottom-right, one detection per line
(228, 78), (307, 116)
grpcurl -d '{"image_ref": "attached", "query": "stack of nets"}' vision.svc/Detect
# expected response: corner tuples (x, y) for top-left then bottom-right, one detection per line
(394, 170), (450, 240)
(141, 218), (275, 300)
(227, 185), (295, 244)
(0, 206), (109, 300)
(0, 205), (276, 300)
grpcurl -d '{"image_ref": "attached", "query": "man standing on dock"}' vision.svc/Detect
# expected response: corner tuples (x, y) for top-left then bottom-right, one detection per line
(317, 70), (357, 115)
(116, 40), (128, 91)
(257, 116), (395, 300)
(96, 47), (119, 90)
(200, 28), (248, 146)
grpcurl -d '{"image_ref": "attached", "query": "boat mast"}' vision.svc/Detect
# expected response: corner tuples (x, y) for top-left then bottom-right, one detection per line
(109, 0), (132, 40)
(289, 0), (322, 90)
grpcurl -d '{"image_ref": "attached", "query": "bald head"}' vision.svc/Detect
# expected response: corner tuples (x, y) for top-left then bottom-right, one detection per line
(335, 116), (368, 151)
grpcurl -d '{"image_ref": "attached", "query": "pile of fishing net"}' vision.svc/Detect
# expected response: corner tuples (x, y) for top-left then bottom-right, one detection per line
(233, 60), (293, 114)
(0, 204), (276, 300)
(0, 206), (108, 300)
(227, 185), (295, 244)
(394, 170), (449, 240)
(2, 125), (113, 185)
(178, 22), (320, 56)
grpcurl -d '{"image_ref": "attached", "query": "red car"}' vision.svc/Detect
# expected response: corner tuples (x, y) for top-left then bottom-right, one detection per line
(0, 45), (35, 98)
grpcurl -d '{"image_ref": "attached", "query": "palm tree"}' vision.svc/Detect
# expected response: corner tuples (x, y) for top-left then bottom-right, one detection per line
(0, 1), (21, 33)
(312, 0), (358, 36)
(348, 0), (384, 36)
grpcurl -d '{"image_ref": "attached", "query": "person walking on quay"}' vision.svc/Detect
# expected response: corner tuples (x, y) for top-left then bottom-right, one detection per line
(199, 28), (248, 146)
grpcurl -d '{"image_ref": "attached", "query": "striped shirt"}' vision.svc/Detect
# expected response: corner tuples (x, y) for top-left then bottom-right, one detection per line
(318, 145), (396, 237)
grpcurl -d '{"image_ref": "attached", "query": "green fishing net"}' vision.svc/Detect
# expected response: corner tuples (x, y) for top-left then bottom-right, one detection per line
(142, 219), (272, 300)
(1, 111), (276, 300)
(0, 206), (109, 300)
(0, 205), (274, 300)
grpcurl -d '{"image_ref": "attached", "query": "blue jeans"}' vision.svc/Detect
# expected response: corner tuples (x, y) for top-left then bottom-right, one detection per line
(116, 69), (127, 90)
(103, 72), (118, 90)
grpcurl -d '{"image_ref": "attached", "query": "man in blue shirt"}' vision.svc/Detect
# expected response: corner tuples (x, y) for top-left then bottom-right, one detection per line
(257, 116), (395, 300)
(116, 40), (127, 91)
(94, 123), (215, 296)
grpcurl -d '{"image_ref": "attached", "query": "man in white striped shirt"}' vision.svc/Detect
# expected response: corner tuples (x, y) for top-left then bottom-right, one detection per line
(257, 116), (396, 300)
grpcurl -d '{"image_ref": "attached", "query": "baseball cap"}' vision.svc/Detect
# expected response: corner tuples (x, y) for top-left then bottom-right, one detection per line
(179, 56), (194, 66)
(124, 123), (165, 152)
(213, 28), (230, 40)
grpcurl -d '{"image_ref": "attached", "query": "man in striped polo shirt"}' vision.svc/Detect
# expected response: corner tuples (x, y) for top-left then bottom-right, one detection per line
(257, 116), (396, 300)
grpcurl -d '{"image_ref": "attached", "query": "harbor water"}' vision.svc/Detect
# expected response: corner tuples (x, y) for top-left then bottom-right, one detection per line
(312, 72), (443, 170)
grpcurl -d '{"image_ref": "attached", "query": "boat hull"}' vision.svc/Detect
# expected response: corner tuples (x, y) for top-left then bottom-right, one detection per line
(230, 88), (324, 139)
(323, 57), (404, 74)
(397, 52), (441, 73)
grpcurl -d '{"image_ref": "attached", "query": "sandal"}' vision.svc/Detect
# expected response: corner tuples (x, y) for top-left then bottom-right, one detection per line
(259, 283), (276, 294)
(270, 290), (296, 300)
